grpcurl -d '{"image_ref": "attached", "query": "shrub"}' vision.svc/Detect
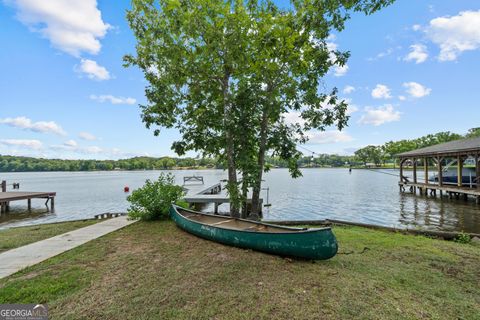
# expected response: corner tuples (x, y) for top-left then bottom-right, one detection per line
(127, 173), (185, 221)
(453, 232), (471, 244)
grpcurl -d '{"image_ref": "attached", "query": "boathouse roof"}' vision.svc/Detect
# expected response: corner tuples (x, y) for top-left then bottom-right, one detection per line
(397, 136), (480, 158)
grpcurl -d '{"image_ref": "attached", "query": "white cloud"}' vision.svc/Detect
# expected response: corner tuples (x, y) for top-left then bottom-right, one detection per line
(283, 112), (305, 127)
(403, 82), (431, 98)
(90, 94), (136, 105)
(306, 130), (353, 144)
(398, 95), (406, 101)
(412, 24), (422, 31)
(77, 59), (110, 81)
(371, 84), (392, 99)
(368, 47), (394, 61)
(325, 35), (349, 77)
(78, 132), (97, 141)
(426, 10), (480, 61)
(341, 98), (359, 115)
(404, 44), (428, 64)
(347, 105), (359, 115)
(342, 85), (355, 94)
(0, 116), (66, 135)
(0, 139), (43, 149)
(359, 105), (401, 126)
(8, 0), (110, 57)
(64, 139), (77, 147)
(83, 146), (103, 154)
(50, 142), (105, 155)
(333, 64), (348, 77)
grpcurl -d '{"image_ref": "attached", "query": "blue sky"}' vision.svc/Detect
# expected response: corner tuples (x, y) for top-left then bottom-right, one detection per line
(0, 0), (479, 160)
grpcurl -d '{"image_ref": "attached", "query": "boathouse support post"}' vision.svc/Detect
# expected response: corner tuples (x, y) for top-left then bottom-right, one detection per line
(413, 158), (417, 184)
(476, 153), (480, 191)
(1, 181), (6, 192)
(424, 157), (429, 184)
(399, 158), (405, 192)
(28, 199), (31, 211)
(399, 158), (404, 182)
(437, 157), (443, 187)
(412, 158), (417, 194)
(457, 155), (463, 187)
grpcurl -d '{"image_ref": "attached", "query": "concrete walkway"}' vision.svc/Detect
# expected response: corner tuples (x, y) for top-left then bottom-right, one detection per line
(0, 216), (136, 279)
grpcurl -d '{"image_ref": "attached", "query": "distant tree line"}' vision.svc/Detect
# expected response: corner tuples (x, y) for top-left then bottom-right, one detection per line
(354, 128), (480, 167)
(1, 128), (478, 172)
(0, 154), (353, 172)
(0, 156), (219, 172)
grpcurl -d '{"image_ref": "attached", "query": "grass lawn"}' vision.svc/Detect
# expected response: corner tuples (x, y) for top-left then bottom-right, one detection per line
(0, 220), (98, 253)
(0, 221), (479, 319)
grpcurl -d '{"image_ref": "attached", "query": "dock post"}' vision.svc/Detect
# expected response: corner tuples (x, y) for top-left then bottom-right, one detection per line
(413, 158), (417, 194)
(214, 203), (219, 214)
(399, 158), (404, 187)
(457, 156), (463, 187)
(50, 196), (55, 212)
(1, 181), (6, 192)
(437, 157), (443, 187)
(424, 157), (429, 185)
(28, 199), (31, 211)
(476, 153), (479, 191)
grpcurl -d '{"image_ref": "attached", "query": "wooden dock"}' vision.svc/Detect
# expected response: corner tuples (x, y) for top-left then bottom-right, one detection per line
(0, 180), (56, 214)
(183, 182), (262, 214)
(0, 192), (56, 214)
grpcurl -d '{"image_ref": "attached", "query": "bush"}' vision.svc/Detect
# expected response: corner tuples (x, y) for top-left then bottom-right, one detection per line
(454, 232), (471, 244)
(127, 173), (185, 221)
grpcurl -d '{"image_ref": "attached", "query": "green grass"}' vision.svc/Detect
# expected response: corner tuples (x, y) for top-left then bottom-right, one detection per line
(0, 221), (479, 319)
(0, 220), (98, 253)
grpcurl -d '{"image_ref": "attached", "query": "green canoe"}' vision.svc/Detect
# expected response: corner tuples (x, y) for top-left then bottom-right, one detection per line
(169, 205), (338, 260)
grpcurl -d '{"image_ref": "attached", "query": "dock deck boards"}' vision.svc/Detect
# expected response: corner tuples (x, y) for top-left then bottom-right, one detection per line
(183, 181), (262, 213)
(399, 181), (480, 196)
(0, 191), (57, 213)
(0, 192), (56, 202)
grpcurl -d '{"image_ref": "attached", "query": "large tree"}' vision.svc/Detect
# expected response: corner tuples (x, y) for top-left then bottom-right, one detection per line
(125, 0), (394, 218)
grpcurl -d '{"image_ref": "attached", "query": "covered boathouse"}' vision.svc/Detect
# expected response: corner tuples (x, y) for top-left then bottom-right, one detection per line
(396, 136), (480, 204)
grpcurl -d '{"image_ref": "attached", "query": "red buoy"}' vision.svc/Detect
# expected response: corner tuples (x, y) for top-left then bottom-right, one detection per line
(124, 186), (130, 193)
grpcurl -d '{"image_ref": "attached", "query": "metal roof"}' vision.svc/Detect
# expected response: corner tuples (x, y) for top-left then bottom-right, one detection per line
(397, 136), (480, 157)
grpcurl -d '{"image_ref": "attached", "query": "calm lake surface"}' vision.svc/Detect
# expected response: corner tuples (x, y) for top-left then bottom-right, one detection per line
(1, 169), (479, 233)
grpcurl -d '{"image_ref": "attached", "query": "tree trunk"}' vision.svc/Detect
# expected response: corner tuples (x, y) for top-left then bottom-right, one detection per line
(250, 107), (269, 219)
(222, 70), (240, 218)
(240, 178), (248, 219)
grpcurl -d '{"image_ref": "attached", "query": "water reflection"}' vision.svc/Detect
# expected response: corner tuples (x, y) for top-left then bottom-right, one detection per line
(398, 192), (480, 233)
(0, 169), (479, 233)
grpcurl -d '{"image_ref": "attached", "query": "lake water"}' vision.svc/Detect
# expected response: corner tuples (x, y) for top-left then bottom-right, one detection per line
(1, 169), (479, 233)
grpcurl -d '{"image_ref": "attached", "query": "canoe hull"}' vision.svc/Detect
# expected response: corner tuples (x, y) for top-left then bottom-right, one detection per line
(169, 205), (338, 260)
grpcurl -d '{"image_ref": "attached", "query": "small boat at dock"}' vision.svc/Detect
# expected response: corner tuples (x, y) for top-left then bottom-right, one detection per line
(169, 205), (338, 260)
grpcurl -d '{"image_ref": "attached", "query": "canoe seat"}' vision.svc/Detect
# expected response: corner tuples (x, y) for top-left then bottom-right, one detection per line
(243, 225), (267, 231)
(211, 220), (233, 226)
